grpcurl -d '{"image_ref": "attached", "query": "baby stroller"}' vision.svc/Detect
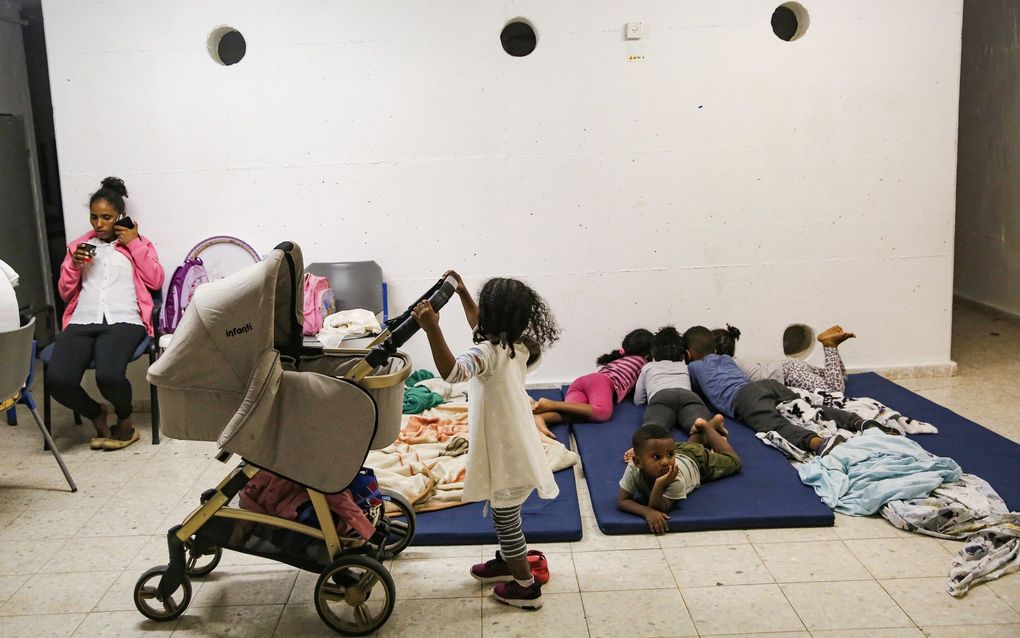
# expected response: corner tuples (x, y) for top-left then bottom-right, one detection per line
(135, 242), (456, 635)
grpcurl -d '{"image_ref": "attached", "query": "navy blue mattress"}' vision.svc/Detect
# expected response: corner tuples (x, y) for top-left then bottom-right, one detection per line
(410, 389), (583, 545)
(568, 386), (834, 534)
(845, 372), (1020, 510)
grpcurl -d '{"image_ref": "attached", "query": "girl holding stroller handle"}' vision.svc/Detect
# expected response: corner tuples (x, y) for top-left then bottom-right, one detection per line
(47, 177), (164, 450)
(412, 271), (560, 610)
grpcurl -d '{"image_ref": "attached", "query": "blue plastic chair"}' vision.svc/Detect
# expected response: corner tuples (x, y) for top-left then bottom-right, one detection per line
(1, 318), (77, 491)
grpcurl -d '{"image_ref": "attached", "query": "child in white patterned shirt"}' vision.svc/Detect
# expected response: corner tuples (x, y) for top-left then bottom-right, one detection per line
(713, 324), (854, 393)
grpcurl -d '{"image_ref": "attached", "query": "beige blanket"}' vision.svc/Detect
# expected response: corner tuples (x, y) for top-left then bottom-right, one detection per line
(366, 403), (578, 512)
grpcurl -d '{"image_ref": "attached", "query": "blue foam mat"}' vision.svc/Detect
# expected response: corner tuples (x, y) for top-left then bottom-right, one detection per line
(410, 389), (583, 545)
(568, 385), (834, 534)
(845, 372), (1020, 510)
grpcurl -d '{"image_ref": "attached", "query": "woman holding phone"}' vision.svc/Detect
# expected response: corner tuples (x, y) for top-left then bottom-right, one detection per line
(47, 177), (164, 450)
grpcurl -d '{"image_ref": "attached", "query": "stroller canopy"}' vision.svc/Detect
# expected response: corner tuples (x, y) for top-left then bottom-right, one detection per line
(150, 242), (380, 493)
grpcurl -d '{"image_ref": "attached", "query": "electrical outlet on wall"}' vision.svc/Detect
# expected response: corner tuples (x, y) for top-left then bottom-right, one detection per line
(625, 22), (644, 40)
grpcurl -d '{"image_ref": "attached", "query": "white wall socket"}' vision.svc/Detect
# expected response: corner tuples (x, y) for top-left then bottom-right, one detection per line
(625, 22), (644, 39)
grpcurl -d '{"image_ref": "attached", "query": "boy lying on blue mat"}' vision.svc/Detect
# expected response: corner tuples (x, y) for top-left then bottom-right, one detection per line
(617, 421), (741, 534)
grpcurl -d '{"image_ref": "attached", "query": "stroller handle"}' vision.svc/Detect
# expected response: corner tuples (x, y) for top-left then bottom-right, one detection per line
(385, 274), (458, 349)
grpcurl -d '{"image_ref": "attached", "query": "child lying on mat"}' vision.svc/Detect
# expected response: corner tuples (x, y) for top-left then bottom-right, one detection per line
(712, 323), (855, 394)
(617, 422), (741, 534)
(684, 325), (877, 457)
(532, 328), (652, 437)
(635, 325), (728, 436)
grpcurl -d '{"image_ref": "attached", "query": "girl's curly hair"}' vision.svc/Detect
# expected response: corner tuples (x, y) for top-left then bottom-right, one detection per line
(652, 325), (686, 362)
(474, 278), (560, 358)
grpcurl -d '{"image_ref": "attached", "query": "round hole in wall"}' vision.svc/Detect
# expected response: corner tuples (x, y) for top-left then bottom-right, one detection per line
(771, 3), (809, 42)
(783, 323), (816, 357)
(208, 26), (246, 66)
(501, 19), (537, 57)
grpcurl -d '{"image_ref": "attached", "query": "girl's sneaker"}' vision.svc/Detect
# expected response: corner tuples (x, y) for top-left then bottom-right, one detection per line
(471, 552), (514, 583)
(493, 580), (543, 610)
(471, 550), (551, 585)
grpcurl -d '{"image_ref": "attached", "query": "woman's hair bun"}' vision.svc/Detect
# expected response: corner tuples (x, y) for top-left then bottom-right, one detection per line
(726, 324), (741, 340)
(100, 176), (128, 198)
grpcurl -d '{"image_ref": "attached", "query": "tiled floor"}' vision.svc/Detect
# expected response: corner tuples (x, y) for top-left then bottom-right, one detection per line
(1, 304), (1018, 637)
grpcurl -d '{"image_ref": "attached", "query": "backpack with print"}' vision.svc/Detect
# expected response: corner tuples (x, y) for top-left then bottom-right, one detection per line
(302, 272), (335, 336)
(159, 236), (260, 335)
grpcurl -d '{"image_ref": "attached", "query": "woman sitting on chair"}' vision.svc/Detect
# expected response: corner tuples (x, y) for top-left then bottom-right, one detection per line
(47, 177), (164, 450)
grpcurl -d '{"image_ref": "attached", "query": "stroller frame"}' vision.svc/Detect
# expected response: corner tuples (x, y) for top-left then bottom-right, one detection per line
(136, 242), (457, 635)
(135, 356), (417, 636)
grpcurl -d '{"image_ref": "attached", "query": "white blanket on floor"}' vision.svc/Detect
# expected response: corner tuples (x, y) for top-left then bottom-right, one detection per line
(366, 404), (578, 512)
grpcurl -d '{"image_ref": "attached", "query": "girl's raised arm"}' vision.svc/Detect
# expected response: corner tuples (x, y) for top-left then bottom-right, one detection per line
(445, 269), (479, 330)
(412, 300), (457, 378)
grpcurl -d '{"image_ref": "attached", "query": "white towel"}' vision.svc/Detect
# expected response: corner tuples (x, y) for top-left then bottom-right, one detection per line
(317, 308), (381, 349)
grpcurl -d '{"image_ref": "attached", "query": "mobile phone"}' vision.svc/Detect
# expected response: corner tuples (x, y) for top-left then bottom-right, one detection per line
(76, 242), (96, 262)
(114, 216), (135, 229)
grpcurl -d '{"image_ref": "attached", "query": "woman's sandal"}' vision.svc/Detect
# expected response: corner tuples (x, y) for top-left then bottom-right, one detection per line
(90, 437), (110, 450)
(101, 428), (139, 450)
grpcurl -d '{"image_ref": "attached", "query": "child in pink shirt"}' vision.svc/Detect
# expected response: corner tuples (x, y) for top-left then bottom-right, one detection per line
(532, 329), (652, 436)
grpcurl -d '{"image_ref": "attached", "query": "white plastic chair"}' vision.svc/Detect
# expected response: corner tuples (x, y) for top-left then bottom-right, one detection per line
(0, 317), (77, 492)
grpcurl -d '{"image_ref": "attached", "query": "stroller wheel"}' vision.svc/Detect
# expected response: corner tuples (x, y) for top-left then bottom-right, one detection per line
(376, 490), (416, 557)
(133, 565), (192, 621)
(314, 555), (395, 636)
(184, 544), (222, 578)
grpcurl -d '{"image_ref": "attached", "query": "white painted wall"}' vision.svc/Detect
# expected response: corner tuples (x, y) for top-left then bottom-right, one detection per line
(43, 0), (963, 384)
(955, 0), (1020, 319)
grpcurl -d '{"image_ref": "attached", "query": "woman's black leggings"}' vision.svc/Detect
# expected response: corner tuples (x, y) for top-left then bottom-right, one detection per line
(45, 321), (146, 420)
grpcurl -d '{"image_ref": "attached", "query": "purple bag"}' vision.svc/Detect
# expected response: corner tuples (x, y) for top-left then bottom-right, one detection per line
(158, 236), (259, 334)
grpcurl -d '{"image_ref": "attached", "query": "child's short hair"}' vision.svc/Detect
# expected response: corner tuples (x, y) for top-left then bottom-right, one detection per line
(652, 326), (685, 362)
(475, 278), (559, 358)
(632, 423), (673, 454)
(711, 324), (741, 357)
(596, 328), (653, 365)
(682, 325), (715, 358)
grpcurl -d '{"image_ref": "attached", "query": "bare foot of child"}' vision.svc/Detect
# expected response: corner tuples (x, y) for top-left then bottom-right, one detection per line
(623, 447), (634, 464)
(708, 414), (728, 437)
(818, 325), (855, 348)
(532, 397), (555, 414)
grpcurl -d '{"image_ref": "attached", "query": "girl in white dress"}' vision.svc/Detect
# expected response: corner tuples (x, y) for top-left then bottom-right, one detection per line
(412, 271), (559, 610)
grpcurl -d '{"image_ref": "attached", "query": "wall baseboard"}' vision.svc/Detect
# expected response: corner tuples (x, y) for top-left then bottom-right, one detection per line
(847, 362), (958, 380)
(954, 294), (1020, 325)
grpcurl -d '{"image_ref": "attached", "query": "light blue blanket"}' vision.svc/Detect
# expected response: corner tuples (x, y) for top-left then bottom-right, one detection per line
(797, 430), (961, 515)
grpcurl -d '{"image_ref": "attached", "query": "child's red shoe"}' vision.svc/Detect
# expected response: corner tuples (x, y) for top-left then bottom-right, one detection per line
(527, 549), (549, 585)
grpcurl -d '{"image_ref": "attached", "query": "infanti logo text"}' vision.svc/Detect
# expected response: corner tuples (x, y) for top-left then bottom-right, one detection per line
(225, 322), (253, 337)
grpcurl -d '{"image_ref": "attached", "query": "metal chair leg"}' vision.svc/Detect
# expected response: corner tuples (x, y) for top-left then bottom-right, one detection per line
(42, 362), (52, 451)
(149, 347), (160, 444)
(150, 383), (160, 444)
(28, 404), (77, 492)
(6, 406), (15, 425)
